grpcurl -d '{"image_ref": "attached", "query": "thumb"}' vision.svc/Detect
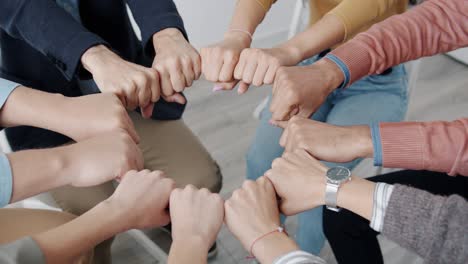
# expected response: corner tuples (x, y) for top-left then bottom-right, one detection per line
(141, 103), (154, 119)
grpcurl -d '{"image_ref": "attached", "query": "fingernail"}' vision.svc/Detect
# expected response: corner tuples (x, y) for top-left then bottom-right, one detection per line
(212, 85), (223, 92)
(269, 119), (276, 126)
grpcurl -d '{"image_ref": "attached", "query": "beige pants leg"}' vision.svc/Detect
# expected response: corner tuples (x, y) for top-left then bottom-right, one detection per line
(50, 112), (222, 263)
(0, 208), (92, 264)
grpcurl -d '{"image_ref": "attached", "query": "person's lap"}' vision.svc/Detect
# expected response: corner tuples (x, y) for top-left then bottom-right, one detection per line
(246, 61), (408, 254)
(0, 208), (92, 264)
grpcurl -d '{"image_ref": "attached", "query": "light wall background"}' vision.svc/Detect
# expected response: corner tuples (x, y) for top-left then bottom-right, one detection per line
(172, 0), (297, 48)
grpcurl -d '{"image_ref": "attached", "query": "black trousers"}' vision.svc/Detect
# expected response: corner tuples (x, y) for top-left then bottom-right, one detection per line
(323, 170), (468, 264)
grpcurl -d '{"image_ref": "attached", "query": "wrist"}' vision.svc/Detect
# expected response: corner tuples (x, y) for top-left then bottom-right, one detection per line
(352, 126), (374, 158)
(253, 231), (299, 263)
(336, 177), (375, 220)
(173, 236), (210, 253)
(152, 28), (184, 52)
(99, 198), (134, 233)
(223, 31), (252, 48)
(81, 45), (112, 74)
(315, 59), (344, 93)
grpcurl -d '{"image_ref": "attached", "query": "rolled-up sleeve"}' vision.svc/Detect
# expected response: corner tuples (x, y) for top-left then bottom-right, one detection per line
(0, 78), (20, 110)
(0, 152), (13, 207)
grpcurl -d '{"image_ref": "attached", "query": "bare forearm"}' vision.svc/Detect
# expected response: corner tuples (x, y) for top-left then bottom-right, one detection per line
(0, 86), (68, 132)
(254, 233), (299, 264)
(279, 14), (345, 62)
(337, 177), (375, 220)
(7, 147), (70, 203)
(33, 201), (125, 264)
(224, 0), (268, 43)
(168, 237), (208, 264)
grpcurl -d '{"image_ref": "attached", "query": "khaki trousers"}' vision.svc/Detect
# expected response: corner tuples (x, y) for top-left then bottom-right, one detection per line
(0, 208), (92, 264)
(49, 112), (222, 263)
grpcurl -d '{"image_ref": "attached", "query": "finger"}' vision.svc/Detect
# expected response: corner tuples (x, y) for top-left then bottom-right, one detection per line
(270, 120), (289, 129)
(134, 147), (145, 170)
(159, 70), (174, 97)
(171, 69), (186, 93)
(279, 200), (295, 216)
(279, 124), (289, 147)
(138, 82), (152, 110)
(192, 54), (202, 80)
(213, 80), (239, 92)
(123, 112), (140, 143)
(233, 53), (247, 80)
(271, 99), (296, 121)
(264, 64), (278, 84)
(252, 62), (269, 87)
(237, 81), (250, 95)
(159, 212), (171, 226)
(141, 103), (154, 119)
(125, 85), (139, 110)
(150, 70), (161, 103)
(297, 107), (314, 119)
(181, 60), (195, 87)
(206, 52), (223, 82)
(218, 56), (237, 82)
(162, 93), (186, 104)
(241, 59), (257, 85)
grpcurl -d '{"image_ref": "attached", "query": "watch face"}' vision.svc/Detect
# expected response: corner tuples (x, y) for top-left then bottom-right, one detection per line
(327, 166), (351, 182)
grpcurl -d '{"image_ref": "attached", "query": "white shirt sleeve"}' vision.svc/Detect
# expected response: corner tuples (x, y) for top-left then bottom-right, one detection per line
(370, 182), (394, 232)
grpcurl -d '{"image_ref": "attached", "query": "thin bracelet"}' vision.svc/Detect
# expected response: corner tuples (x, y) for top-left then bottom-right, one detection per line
(246, 226), (288, 259)
(227, 29), (253, 40)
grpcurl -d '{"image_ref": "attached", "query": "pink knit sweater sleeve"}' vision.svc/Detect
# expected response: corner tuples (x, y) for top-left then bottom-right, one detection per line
(329, 0), (468, 85)
(379, 118), (468, 176)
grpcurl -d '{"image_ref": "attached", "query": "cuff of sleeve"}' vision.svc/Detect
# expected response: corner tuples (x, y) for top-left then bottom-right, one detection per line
(56, 32), (109, 80)
(380, 122), (425, 170)
(0, 78), (21, 110)
(370, 183), (394, 232)
(273, 250), (326, 264)
(0, 152), (13, 207)
(323, 54), (350, 90)
(370, 122), (383, 166)
(140, 13), (188, 58)
(328, 40), (372, 85)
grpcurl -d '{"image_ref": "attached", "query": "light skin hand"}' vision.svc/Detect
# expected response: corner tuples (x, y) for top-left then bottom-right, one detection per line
(0, 87), (139, 143)
(272, 116), (374, 163)
(265, 149), (328, 216)
(270, 59), (343, 121)
(61, 131), (144, 187)
(265, 149), (376, 220)
(233, 45), (302, 94)
(34, 170), (176, 264)
(81, 45), (160, 118)
(108, 170), (175, 230)
(200, 32), (251, 92)
(8, 131), (143, 204)
(168, 185), (224, 264)
(152, 28), (200, 104)
(224, 177), (299, 262)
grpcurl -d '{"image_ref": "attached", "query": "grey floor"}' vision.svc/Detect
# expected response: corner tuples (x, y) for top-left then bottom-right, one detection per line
(112, 54), (468, 264)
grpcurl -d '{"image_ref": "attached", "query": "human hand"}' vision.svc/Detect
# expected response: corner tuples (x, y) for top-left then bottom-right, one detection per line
(62, 131), (144, 187)
(232, 46), (301, 94)
(224, 177), (280, 250)
(200, 31), (251, 92)
(152, 28), (200, 103)
(270, 59), (343, 121)
(57, 93), (139, 143)
(265, 149), (328, 216)
(107, 170), (175, 230)
(81, 45), (160, 118)
(169, 185), (224, 251)
(271, 116), (373, 163)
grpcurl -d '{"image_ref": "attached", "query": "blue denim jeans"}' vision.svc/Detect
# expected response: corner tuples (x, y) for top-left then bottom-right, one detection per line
(246, 57), (408, 254)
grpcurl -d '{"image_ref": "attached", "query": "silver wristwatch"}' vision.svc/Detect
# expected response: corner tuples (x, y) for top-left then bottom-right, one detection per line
(325, 166), (351, 212)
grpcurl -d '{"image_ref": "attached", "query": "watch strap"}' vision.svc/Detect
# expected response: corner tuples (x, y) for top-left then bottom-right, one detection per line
(325, 183), (341, 212)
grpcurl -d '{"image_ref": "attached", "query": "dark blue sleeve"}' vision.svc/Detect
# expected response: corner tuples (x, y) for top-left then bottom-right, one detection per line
(0, 0), (108, 80)
(126, 0), (188, 57)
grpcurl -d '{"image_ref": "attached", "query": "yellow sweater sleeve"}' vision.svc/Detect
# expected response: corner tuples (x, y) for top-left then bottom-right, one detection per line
(255, 0), (277, 12)
(328, 0), (407, 41)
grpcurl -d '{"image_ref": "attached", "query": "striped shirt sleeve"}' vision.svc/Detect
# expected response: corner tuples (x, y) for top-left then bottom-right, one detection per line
(273, 250), (326, 264)
(370, 182), (394, 232)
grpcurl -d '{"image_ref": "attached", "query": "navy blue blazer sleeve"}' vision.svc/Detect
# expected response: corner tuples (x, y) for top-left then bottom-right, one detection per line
(126, 0), (188, 57)
(0, 0), (108, 81)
